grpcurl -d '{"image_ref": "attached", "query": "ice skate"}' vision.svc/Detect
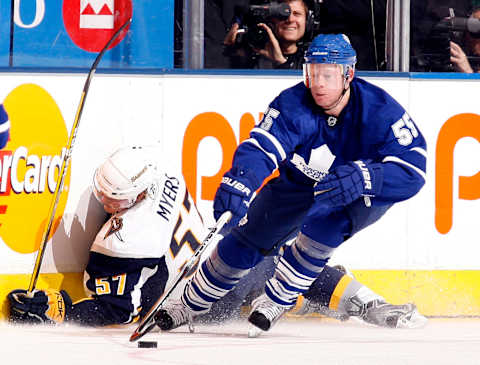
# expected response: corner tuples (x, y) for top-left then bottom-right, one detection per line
(294, 296), (350, 321)
(154, 299), (195, 331)
(248, 293), (290, 331)
(354, 298), (428, 329)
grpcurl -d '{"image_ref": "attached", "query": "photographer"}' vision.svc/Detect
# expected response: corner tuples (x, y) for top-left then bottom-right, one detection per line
(224, 0), (312, 69)
(450, 7), (480, 72)
(410, 0), (473, 71)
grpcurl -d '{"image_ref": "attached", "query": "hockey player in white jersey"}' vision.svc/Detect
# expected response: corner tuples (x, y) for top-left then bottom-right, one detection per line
(7, 145), (426, 329)
(155, 33), (428, 334)
(8, 145), (208, 326)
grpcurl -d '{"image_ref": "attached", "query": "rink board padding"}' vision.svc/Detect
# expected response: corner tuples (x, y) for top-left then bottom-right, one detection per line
(1, 270), (480, 320)
(0, 73), (479, 322)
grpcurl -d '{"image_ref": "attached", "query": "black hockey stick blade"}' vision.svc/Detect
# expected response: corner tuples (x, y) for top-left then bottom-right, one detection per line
(27, 17), (132, 293)
(129, 211), (232, 342)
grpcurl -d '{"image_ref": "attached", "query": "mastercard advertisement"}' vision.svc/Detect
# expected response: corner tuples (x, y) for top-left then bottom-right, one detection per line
(1, 84), (70, 255)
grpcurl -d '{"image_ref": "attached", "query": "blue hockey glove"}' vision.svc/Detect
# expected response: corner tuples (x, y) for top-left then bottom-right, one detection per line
(213, 167), (259, 229)
(8, 289), (72, 324)
(314, 160), (383, 207)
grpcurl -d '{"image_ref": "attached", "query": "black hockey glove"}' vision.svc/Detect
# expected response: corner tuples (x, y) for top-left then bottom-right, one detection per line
(8, 289), (72, 325)
(314, 160), (383, 207)
(213, 167), (259, 229)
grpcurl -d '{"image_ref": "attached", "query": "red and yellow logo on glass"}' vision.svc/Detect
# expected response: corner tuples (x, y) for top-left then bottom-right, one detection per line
(0, 84), (71, 254)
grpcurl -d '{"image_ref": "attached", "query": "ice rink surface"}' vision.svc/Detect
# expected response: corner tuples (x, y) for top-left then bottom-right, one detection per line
(1, 318), (480, 365)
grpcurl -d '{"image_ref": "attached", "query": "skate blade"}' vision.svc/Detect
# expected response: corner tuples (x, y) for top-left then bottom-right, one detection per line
(397, 308), (428, 329)
(247, 325), (263, 338)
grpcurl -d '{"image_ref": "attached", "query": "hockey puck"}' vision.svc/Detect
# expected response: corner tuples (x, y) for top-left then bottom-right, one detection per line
(138, 341), (158, 348)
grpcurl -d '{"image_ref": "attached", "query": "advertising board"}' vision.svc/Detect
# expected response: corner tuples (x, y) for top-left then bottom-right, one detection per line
(0, 72), (478, 316)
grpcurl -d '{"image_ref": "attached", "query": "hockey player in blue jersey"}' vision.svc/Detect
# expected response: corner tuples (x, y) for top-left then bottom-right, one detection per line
(156, 33), (427, 333)
(6, 145), (426, 329)
(0, 104), (10, 149)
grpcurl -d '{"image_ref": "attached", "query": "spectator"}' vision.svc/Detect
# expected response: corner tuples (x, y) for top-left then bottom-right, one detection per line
(450, 7), (480, 72)
(204, 0), (249, 68)
(410, 0), (472, 71)
(224, 0), (311, 69)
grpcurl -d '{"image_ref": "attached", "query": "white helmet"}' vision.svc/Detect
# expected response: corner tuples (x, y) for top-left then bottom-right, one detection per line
(93, 146), (158, 211)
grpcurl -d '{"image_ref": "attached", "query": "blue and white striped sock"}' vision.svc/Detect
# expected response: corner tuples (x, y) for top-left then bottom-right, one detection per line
(265, 233), (336, 306)
(182, 235), (261, 313)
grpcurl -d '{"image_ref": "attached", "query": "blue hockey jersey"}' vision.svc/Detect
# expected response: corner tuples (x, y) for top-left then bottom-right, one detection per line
(0, 105), (10, 149)
(233, 78), (427, 204)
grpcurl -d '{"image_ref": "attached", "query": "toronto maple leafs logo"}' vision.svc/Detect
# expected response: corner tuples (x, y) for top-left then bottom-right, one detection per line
(104, 216), (124, 242)
(327, 116), (337, 127)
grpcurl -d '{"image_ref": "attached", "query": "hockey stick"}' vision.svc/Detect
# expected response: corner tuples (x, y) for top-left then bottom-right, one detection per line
(27, 18), (132, 293)
(129, 211), (232, 342)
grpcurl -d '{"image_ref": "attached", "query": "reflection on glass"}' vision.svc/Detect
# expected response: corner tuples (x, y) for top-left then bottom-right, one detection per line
(1, 1), (174, 70)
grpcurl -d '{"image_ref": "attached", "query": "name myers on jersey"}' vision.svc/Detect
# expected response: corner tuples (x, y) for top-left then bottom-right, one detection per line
(353, 160), (372, 191)
(157, 174), (180, 221)
(222, 177), (251, 196)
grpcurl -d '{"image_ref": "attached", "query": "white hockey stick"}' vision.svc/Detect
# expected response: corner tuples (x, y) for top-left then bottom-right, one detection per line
(27, 18), (132, 293)
(129, 210), (232, 342)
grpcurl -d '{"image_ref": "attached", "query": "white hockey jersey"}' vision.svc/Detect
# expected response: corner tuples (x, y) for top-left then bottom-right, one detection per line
(73, 165), (209, 326)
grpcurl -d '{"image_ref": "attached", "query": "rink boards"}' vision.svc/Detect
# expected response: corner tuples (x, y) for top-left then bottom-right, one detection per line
(0, 71), (478, 318)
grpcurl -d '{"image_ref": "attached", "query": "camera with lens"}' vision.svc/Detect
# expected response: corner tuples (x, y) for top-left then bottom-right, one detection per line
(234, 1), (292, 49)
(422, 16), (480, 71)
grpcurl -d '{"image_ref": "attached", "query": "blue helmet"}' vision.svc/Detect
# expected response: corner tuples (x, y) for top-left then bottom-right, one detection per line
(304, 34), (357, 80)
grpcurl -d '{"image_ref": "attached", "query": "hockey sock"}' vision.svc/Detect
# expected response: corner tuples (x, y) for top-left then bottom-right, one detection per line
(265, 233), (335, 306)
(182, 234), (262, 312)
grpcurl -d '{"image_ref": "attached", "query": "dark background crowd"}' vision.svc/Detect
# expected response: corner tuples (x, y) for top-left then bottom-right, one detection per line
(174, 0), (480, 73)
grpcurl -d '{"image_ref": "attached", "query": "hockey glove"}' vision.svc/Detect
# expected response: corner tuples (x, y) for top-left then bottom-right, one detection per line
(314, 160), (383, 207)
(213, 167), (259, 229)
(8, 288), (72, 325)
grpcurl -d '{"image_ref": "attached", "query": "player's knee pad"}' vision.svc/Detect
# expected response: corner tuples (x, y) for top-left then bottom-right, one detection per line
(216, 233), (263, 269)
(301, 205), (352, 247)
(230, 175), (314, 255)
(346, 199), (393, 235)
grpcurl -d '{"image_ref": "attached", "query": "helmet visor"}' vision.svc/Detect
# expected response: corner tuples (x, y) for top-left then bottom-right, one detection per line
(93, 175), (136, 213)
(304, 63), (344, 88)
